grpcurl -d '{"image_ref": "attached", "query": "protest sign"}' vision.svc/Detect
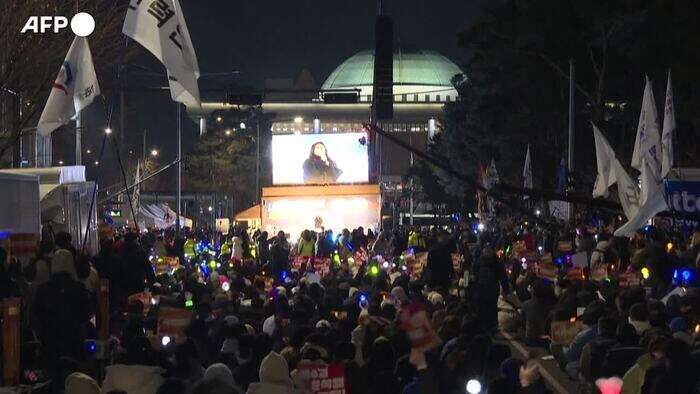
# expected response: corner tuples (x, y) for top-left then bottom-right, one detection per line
(557, 241), (573, 253)
(550, 320), (585, 345)
(571, 251), (588, 268)
(618, 272), (642, 287)
(154, 256), (180, 275)
(535, 261), (558, 281)
(296, 363), (347, 394)
(128, 291), (153, 315)
(399, 301), (441, 351)
(157, 307), (192, 344)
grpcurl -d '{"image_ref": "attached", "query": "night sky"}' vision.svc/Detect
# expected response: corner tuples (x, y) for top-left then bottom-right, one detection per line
(82, 0), (482, 190)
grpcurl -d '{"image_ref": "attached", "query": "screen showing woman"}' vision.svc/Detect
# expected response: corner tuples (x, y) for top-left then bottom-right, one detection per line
(302, 142), (343, 184)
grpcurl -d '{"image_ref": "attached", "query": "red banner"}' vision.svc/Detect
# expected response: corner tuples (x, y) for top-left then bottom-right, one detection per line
(296, 363), (347, 394)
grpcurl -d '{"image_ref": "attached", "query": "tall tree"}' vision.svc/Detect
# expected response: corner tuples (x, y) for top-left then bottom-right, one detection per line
(0, 1), (130, 163)
(419, 0), (700, 209)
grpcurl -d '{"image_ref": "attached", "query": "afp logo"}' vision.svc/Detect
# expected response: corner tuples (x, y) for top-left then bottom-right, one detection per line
(21, 12), (95, 37)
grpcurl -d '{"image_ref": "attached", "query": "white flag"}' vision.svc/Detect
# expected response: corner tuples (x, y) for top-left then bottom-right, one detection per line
(123, 0), (201, 108)
(614, 159), (668, 237)
(612, 159), (640, 220)
(523, 145), (532, 199)
(132, 161), (141, 222)
(631, 76), (661, 174)
(485, 158), (499, 189)
(592, 124), (618, 198)
(661, 70), (675, 178)
(37, 36), (100, 136)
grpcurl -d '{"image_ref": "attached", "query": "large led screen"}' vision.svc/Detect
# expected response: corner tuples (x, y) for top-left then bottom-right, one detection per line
(271, 133), (369, 185)
(262, 194), (380, 238)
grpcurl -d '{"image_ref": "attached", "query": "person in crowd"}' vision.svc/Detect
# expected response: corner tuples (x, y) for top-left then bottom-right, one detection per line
(471, 241), (510, 333)
(628, 303), (652, 337)
(520, 279), (556, 346)
(270, 231), (290, 279)
(641, 338), (698, 393)
(118, 232), (155, 297)
(32, 249), (92, 385)
(426, 230), (454, 290)
(551, 301), (605, 379)
(102, 336), (166, 394)
(297, 230), (315, 258)
(246, 351), (295, 394)
(256, 231), (270, 267)
(231, 230), (244, 263)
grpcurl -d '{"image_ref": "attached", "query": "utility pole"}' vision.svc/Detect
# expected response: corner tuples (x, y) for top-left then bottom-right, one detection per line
(75, 113), (82, 165)
(176, 104), (182, 236)
(567, 59), (575, 220)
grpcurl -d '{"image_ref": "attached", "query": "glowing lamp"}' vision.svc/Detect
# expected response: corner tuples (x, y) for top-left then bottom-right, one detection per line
(521, 257), (527, 263)
(281, 270), (288, 280)
(221, 281), (230, 292)
(466, 379), (482, 394)
(682, 269), (692, 282)
(370, 266), (379, 276)
(161, 336), (171, 346)
(185, 300), (194, 308)
(569, 317), (576, 323)
(209, 260), (217, 269)
(641, 267), (650, 280)
(382, 261), (389, 269)
(477, 223), (485, 231)
(667, 242), (674, 252)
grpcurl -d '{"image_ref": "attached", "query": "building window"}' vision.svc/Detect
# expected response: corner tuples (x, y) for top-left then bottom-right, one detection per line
(425, 94), (430, 102)
(436, 94), (441, 102)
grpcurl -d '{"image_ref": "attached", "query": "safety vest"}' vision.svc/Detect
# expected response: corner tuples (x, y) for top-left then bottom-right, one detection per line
(184, 238), (196, 259)
(220, 241), (231, 256)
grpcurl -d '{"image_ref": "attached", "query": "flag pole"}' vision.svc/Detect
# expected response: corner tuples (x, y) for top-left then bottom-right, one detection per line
(567, 58), (575, 220)
(76, 113), (82, 165)
(176, 103), (182, 236)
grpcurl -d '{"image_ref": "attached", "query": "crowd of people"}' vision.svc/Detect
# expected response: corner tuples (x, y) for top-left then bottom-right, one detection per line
(1, 215), (700, 394)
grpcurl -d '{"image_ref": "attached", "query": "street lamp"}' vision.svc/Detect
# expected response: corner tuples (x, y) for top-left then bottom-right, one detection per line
(225, 129), (232, 136)
(104, 127), (112, 135)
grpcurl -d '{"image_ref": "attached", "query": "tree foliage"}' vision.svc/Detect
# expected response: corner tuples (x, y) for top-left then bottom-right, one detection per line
(419, 0), (700, 209)
(0, 1), (132, 162)
(184, 109), (272, 212)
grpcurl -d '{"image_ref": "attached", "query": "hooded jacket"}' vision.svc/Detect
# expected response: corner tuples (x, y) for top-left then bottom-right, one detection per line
(65, 372), (100, 394)
(246, 351), (297, 394)
(101, 364), (165, 394)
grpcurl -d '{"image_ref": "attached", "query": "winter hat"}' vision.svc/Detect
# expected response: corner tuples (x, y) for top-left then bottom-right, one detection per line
(262, 315), (276, 336)
(315, 319), (331, 329)
(276, 286), (287, 297)
(669, 317), (688, 333)
(427, 292), (444, 306)
(203, 363), (236, 388)
(259, 351), (293, 387)
(223, 315), (240, 327)
(65, 372), (100, 394)
(52, 249), (77, 280)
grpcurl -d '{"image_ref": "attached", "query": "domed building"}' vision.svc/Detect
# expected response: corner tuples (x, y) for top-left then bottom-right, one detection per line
(321, 49), (462, 103)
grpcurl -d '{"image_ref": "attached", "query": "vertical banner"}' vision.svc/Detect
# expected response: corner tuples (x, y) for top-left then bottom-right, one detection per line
(2, 298), (21, 386)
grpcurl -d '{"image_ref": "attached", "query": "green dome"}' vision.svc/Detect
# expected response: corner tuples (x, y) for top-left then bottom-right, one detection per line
(322, 49), (462, 90)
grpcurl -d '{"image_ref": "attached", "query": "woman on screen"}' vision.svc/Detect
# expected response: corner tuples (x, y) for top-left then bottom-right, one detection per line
(302, 142), (342, 184)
